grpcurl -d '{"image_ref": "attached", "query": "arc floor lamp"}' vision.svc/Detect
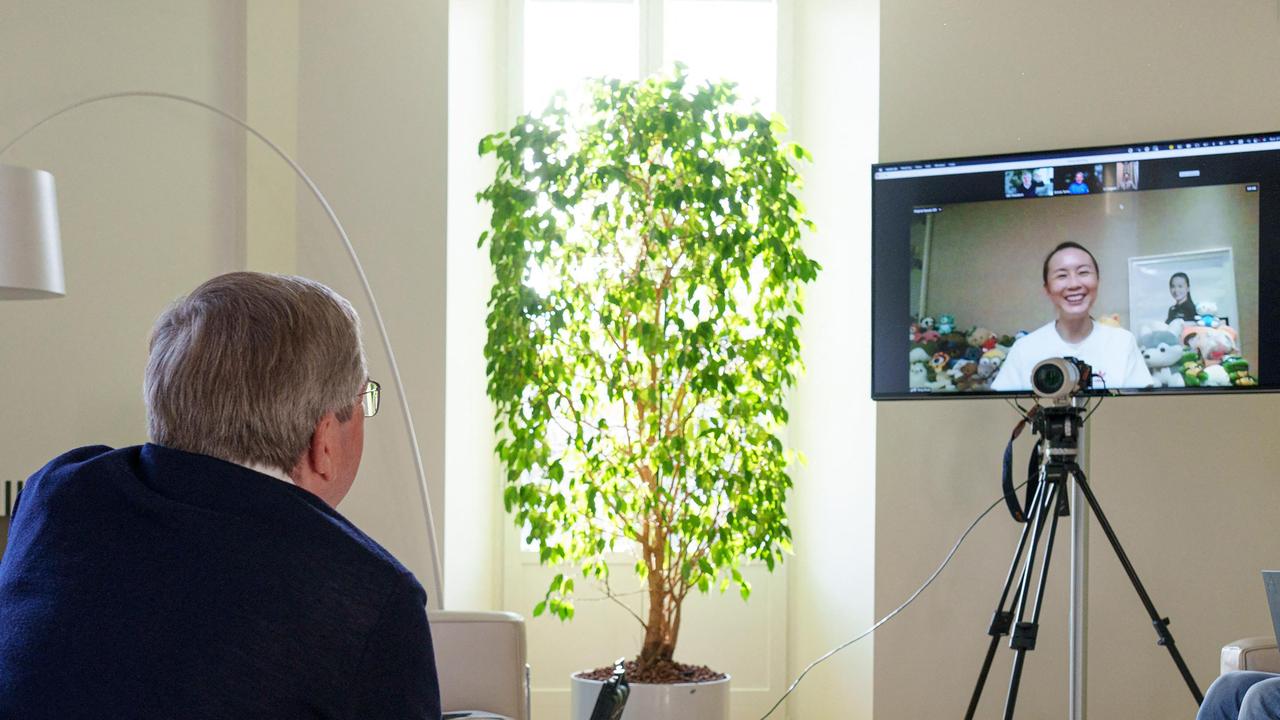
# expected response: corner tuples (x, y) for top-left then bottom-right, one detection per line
(0, 91), (444, 608)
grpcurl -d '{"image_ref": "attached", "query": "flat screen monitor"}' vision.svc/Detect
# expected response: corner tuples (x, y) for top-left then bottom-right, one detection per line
(872, 131), (1280, 399)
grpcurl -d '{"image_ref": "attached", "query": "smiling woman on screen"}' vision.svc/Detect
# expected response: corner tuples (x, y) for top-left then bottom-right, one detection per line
(990, 241), (1153, 392)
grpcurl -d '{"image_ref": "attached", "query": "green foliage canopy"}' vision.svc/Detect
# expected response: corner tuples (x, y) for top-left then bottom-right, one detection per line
(479, 68), (818, 664)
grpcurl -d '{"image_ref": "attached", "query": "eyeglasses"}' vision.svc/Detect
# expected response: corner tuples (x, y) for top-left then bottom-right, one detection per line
(359, 380), (381, 418)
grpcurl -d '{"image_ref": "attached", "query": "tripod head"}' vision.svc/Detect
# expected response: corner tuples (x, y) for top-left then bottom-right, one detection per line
(1029, 355), (1093, 465)
(1032, 402), (1085, 454)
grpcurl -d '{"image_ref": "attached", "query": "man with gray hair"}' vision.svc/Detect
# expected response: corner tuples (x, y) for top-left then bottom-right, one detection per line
(0, 272), (441, 719)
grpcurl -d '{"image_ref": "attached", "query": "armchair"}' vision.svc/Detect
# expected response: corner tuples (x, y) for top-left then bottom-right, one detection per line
(430, 611), (530, 720)
(1222, 637), (1280, 675)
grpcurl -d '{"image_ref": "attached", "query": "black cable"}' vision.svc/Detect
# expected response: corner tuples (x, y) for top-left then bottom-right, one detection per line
(1084, 379), (1108, 423)
(758, 479), (1030, 719)
(1005, 397), (1032, 422)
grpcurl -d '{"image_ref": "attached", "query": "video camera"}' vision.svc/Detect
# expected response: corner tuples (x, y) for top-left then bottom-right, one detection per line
(1030, 356), (1093, 405)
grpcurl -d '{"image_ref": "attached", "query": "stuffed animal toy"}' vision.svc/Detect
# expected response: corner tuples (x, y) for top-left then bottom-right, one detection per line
(1140, 321), (1178, 340)
(1179, 350), (1206, 387)
(938, 332), (969, 358)
(910, 322), (922, 342)
(1185, 326), (1237, 366)
(1222, 355), (1259, 387)
(937, 314), (956, 335)
(918, 329), (941, 345)
(909, 362), (931, 391)
(978, 353), (1004, 382)
(967, 327), (997, 352)
(1095, 313), (1122, 328)
(929, 372), (956, 392)
(930, 352), (950, 375)
(1202, 364), (1231, 387)
(948, 358), (975, 379)
(920, 316), (936, 332)
(1195, 302), (1221, 328)
(1138, 327), (1179, 351)
(954, 362), (982, 391)
(1139, 330), (1185, 388)
(909, 346), (933, 390)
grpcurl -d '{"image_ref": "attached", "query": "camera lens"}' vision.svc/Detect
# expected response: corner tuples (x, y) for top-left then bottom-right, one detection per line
(1033, 363), (1064, 394)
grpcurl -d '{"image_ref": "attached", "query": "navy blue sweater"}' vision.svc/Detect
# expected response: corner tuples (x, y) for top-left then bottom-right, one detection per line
(0, 444), (441, 719)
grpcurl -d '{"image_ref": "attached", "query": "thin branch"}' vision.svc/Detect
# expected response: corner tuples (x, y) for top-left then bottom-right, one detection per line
(602, 570), (648, 629)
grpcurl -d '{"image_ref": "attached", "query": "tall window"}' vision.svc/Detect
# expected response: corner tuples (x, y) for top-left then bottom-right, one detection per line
(520, 0), (780, 115)
(513, 0), (782, 552)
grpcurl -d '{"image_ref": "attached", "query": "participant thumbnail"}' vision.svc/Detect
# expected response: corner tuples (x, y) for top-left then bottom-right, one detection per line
(1004, 168), (1054, 198)
(1058, 164), (1104, 195)
(1103, 160), (1140, 191)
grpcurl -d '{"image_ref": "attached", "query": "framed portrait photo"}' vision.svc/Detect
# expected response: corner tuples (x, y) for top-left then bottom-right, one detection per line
(1127, 248), (1239, 338)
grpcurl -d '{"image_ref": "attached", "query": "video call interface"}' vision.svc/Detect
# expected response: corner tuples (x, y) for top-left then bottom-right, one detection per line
(871, 132), (1280, 399)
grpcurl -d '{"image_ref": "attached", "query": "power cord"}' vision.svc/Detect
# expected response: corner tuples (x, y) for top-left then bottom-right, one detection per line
(758, 479), (1030, 719)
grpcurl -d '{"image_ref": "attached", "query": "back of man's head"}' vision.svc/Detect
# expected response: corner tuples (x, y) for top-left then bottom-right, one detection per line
(144, 272), (366, 472)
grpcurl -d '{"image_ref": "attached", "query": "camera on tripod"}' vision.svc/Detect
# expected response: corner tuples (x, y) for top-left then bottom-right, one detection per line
(967, 354), (1203, 720)
(1031, 356), (1092, 405)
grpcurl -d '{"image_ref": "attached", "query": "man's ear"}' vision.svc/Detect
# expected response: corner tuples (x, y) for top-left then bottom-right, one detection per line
(291, 414), (337, 489)
(309, 414), (337, 479)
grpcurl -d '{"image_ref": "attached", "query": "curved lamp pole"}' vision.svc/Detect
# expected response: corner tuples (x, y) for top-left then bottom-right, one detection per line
(0, 91), (445, 608)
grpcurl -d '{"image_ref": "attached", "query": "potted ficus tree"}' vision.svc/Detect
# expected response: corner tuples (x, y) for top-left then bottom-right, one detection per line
(479, 66), (818, 720)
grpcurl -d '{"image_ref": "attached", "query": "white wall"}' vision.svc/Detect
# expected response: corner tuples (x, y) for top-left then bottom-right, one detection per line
(0, 1), (247, 545)
(785, 1), (879, 718)
(446, 0), (505, 613)
(877, 2), (1280, 718)
(293, 0), (450, 604)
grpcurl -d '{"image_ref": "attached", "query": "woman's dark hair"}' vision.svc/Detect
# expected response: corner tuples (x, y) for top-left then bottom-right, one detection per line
(1169, 272), (1190, 288)
(1041, 241), (1099, 284)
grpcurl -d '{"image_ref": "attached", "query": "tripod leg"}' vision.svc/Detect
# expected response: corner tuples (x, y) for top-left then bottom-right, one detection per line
(1071, 468), (1204, 705)
(1004, 479), (1064, 720)
(965, 479), (1048, 720)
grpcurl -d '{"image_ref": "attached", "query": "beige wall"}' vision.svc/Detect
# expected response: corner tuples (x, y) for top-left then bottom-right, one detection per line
(0, 2), (451, 609)
(879, 2), (1280, 718)
(294, 0), (449, 602)
(0, 1), (247, 543)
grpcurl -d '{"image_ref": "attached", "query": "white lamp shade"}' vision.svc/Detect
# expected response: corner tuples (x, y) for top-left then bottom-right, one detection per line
(0, 163), (64, 299)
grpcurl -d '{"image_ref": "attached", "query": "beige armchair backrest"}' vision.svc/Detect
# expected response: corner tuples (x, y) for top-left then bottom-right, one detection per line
(429, 610), (530, 720)
(1222, 636), (1280, 675)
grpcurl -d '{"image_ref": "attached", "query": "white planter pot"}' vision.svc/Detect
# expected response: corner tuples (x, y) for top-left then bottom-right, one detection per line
(569, 672), (730, 720)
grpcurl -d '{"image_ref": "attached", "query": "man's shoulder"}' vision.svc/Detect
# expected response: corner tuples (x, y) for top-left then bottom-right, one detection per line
(34, 444), (129, 478)
(315, 505), (420, 588)
(26, 443), (420, 593)
(22, 445), (140, 504)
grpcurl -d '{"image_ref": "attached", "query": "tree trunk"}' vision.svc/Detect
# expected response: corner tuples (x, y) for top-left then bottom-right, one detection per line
(639, 563), (676, 667)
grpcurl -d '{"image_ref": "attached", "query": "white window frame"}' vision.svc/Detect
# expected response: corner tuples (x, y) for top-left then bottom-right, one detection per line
(507, 0), (793, 122)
